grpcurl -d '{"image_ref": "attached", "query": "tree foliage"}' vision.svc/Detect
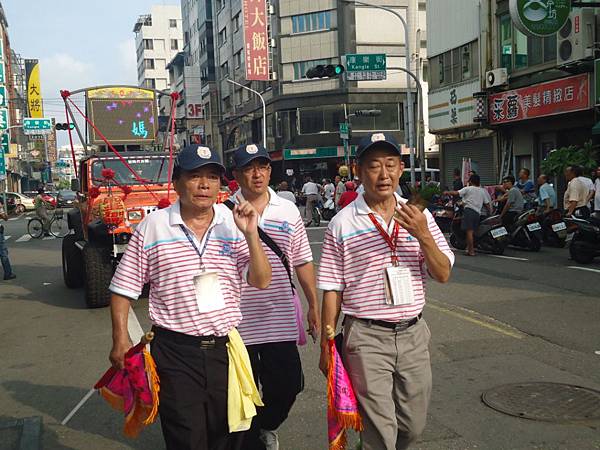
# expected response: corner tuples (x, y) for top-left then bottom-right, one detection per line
(540, 140), (599, 176)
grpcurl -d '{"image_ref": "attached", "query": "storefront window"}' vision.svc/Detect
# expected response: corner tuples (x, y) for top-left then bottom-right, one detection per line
(499, 13), (557, 73)
(349, 103), (401, 131)
(298, 105), (344, 134)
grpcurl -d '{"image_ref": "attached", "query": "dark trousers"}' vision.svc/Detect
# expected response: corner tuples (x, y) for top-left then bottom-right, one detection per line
(151, 328), (244, 450)
(0, 228), (13, 278)
(242, 341), (304, 450)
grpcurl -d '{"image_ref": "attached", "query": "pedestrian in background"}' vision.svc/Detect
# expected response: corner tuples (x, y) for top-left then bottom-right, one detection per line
(537, 174), (556, 214)
(593, 167), (600, 213)
(0, 199), (16, 280)
(232, 143), (320, 450)
(322, 178), (335, 203)
(564, 165), (591, 218)
(500, 175), (524, 228)
(338, 180), (358, 209)
(301, 175), (320, 226)
(452, 168), (463, 191)
(318, 132), (454, 450)
(516, 168), (536, 209)
(276, 181), (296, 204)
(108, 144), (271, 450)
(334, 175), (346, 211)
(34, 187), (51, 236)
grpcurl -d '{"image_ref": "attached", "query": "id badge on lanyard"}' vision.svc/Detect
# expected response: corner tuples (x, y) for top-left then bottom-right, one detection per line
(180, 225), (226, 313)
(368, 213), (416, 306)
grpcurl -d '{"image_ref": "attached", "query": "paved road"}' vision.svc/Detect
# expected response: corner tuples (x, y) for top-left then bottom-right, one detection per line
(1, 215), (599, 449)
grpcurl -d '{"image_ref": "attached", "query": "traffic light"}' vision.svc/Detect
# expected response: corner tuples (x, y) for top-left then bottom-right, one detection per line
(55, 123), (75, 131)
(306, 64), (345, 79)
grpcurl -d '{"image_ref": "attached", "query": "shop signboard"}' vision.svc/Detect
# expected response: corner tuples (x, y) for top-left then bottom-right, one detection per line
(284, 145), (357, 160)
(488, 73), (589, 125)
(242, 0), (270, 81)
(595, 58), (600, 105)
(509, 0), (571, 37)
(428, 80), (479, 132)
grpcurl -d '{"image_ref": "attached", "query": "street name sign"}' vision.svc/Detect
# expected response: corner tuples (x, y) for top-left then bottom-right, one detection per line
(509, 0), (571, 37)
(23, 117), (52, 135)
(339, 122), (349, 140)
(345, 53), (387, 81)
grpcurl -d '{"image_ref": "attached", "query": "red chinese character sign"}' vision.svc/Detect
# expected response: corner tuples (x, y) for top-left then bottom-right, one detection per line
(489, 74), (590, 124)
(242, 0), (269, 81)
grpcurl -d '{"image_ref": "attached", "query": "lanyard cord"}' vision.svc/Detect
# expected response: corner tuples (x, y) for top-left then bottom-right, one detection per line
(368, 213), (400, 265)
(179, 225), (212, 266)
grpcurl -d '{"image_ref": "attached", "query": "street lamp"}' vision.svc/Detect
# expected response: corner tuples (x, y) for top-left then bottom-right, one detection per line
(226, 79), (267, 150)
(342, 0), (417, 185)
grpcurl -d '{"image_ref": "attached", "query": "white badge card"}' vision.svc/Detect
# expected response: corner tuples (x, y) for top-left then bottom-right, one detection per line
(384, 266), (415, 306)
(192, 271), (227, 313)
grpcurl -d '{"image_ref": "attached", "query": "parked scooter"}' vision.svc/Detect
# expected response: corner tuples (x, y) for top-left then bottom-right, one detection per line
(564, 213), (600, 264)
(507, 209), (543, 251)
(449, 204), (509, 254)
(537, 209), (567, 248)
(430, 194), (455, 233)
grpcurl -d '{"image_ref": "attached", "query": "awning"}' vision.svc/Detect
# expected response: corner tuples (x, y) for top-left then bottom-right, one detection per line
(283, 146), (357, 160)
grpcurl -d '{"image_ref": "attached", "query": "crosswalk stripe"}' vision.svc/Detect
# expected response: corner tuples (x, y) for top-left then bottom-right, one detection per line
(15, 234), (32, 243)
(43, 235), (56, 240)
(3, 235), (11, 241)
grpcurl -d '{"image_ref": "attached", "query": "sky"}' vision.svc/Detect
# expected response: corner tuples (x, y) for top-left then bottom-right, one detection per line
(3, 0), (178, 145)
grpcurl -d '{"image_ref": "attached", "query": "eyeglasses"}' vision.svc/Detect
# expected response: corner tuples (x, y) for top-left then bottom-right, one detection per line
(242, 164), (270, 175)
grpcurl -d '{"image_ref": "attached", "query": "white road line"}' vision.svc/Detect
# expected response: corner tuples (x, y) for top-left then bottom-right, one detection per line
(8, 217), (20, 221)
(43, 235), (55, 240)
(3, 235), (11, 241)
(568, 266), (600, 274)
(489, 255), (529, 261)
(309, 241), (323, 245)
(15, 234), (32, 243)
(128, 305), (145, 343)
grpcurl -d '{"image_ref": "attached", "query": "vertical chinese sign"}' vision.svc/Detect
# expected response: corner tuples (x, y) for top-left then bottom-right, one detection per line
(488, 74), (590, 124)
(0, 27), (7, 180)
(25, 59), (44, 118)
(242, 0), (269, 81)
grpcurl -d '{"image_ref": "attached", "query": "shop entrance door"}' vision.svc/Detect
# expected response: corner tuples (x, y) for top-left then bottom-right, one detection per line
(538, 132), (557, 168)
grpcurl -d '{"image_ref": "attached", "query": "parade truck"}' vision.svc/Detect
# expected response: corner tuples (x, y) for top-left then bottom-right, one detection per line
(59, 85), (179, 307)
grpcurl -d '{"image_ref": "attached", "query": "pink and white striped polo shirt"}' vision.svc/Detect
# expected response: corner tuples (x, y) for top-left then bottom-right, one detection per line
(317, 193), (454, 322)
(109, 200), (250, 337)
(233, 188), (313, 345)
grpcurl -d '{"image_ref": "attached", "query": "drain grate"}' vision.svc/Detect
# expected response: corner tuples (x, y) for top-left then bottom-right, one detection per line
(481, 382), (600, 422)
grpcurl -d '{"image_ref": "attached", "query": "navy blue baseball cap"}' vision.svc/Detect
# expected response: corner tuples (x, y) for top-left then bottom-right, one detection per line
(233, 143), (271, 169)
(175, 144), (225, 172)
(356, 132), (402, 159)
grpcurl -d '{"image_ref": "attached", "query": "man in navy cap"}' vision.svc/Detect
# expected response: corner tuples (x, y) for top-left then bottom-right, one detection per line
(109, 144), (272, 450)
(318, 133), (454, 450)
(231, 143), (319, 450)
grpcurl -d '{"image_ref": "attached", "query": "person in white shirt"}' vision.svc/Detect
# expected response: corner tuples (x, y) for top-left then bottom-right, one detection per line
(445, 174), (491, 256)
(277, 181), (297, 204)
(322, 179), (335, 201)
(301, 176), (320, 225)
(580, 173), (595, 209)
(594, 167), (600, 212)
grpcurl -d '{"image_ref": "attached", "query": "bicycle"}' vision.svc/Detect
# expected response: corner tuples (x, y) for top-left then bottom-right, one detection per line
(28, 208), (70, 239)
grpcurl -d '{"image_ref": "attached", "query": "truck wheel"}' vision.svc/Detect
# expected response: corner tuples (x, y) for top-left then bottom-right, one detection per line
(62, 235), (84, 288)
(83, 244), (113, 308)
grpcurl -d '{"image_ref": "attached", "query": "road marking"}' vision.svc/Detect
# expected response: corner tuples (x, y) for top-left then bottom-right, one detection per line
(128, 305), (144, 343)
(568, 266), (600, 274)
(489, 255), (529, 261)
(3, 235), (11, 241)
(427, 299), (525, 339)
(309, 241), (323, 245)
(15, 234), (32, 243)
(43, 235), (55, 240)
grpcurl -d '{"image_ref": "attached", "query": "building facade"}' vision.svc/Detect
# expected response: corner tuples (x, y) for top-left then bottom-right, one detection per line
(134, 5), (184, 91)
(178, 0), (429, 184)
(427, 0), (598, 190)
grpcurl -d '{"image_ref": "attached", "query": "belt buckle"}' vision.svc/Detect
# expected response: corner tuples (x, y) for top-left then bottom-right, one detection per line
(394, 321), (410, 332)
(199, 339), (216, 349)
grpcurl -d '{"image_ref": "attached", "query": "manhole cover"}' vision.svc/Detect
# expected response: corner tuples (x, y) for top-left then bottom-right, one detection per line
(482, 382), (600, 422)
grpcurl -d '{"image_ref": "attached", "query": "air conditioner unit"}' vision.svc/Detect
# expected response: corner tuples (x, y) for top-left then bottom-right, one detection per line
(485, 68), (508, 88)
(557, 7), (595, 66)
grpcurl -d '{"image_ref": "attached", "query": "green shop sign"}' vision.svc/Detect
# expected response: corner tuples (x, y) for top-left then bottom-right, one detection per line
(284, 146), (357, 160)
(509, 0), (571, 37)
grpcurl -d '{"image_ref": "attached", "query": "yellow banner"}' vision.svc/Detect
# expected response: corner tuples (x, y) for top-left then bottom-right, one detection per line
(26, 61), (43, 118)
(87, 86), (154, 99)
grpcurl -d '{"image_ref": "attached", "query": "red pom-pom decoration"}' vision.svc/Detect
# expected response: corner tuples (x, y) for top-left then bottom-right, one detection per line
(157, 198), (171, 209)
(89, 186), (101, 199)
(101, 168), (115, 180)
(120, 185), (132, 197)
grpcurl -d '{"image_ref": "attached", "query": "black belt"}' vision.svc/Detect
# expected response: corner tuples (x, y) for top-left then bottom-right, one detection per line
(353, 313), (422, 332)
(152, 326), (228, 349)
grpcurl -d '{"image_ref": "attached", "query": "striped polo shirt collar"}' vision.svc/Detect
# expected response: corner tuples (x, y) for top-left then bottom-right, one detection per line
(168, 199), (226, 227)
(233, 187), (282, 207)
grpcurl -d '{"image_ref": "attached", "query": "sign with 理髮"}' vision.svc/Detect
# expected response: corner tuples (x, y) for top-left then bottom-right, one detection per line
(509, 0), (571, 37)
